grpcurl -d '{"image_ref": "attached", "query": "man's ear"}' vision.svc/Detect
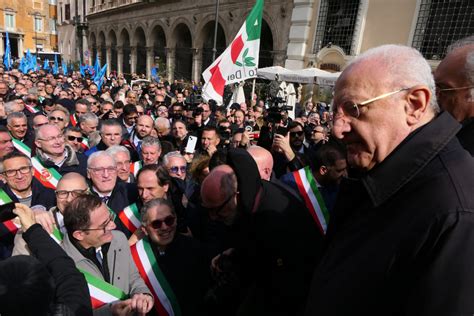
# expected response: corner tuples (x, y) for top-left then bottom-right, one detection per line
(319, 165), (328, 176)
(163, 183), (169, 193)
(141, 225), (149, 236)
(34, 139), (42, 149)
(405, 85), (432, 126)
(72, 230), (85, 241)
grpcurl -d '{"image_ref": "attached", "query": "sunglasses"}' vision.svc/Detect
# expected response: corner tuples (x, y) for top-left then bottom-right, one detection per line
(49, 116), (65, 122)
(290, 131), (304, 137)
(150, 215), (176, 229)
(67, 135), (84, 142)
(168, 166), (186, 174)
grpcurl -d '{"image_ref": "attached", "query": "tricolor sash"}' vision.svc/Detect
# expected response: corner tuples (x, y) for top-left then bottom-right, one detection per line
(130, 161), (143, 177)
(70, 114), (78, 126)
(25, 104), (40, 113)
(31, 157), (62, 189)
(80, 137), (90, 151)
(292, 166), (330, 235)
(50, 226), (63, 244)
(12, 138), (32, 157)
(131, 238), (181, 316)
(118, 203), (141, 234)
(0, 189), (19, 235)
(78, 268), (128, 309)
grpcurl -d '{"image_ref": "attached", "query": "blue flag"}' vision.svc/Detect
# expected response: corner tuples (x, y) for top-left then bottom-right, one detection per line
(43, 59), (50, 71)
(53, 55), (59, 75)
(151, 66), (160, 82)
(3, 32), (11, 70)
(94, 64), (108, 91)
(62, 61), (68, 75)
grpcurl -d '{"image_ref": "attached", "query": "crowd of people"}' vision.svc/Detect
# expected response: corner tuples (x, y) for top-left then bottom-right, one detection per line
(0, 34), (473, 316)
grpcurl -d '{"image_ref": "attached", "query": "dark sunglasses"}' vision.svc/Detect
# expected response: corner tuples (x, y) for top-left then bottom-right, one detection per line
(67, 135), (84, 142)
(26, 98), (37, 103)
(169, 166), (186, 174)
(290, 131), (304, 137)
(81, 92), (90, 96)
(49, 116), (65, 122)
(150, 215), (176, 229)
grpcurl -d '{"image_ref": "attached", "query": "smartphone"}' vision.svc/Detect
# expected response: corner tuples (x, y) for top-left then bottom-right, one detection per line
(0, 202), (16, 222)
(276, 126), (288, 137)
(185, 135), (198, 154)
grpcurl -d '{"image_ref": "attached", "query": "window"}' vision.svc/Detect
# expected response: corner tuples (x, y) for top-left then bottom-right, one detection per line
(5, 13), (15, 30)
(65, 4), (70, 20)
(34, 16), (43, 32)
(50, 18), (57, 33)
(49, 0), (57, 4)
(412, 0), (474, 60)
(313, 0), (362, 55)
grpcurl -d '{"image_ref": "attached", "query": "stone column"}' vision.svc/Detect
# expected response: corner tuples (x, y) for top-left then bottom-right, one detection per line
(82, 29), (90, 65)
(273, 50), (287, 67)
(18, 35), (24, 58)
(106, 45), (112, 76)
(116, 45), (123, 75)
(146, 46), (154, 80)
(192, 48), (202, 84)
(130, 46), (137, 75)
(96, 45), (103, 65)
(166, 47), (175, 82)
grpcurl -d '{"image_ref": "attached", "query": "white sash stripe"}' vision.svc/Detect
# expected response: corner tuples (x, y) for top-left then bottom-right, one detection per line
(88, 283), (122, 305)
(297, 168), (327, 232)
(124, 206), (141, 228)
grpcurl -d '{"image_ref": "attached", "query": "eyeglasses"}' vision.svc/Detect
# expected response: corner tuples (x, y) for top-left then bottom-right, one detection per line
(49, 116), (65, 122)
(81, 214), (115, 233)
(149, 215), (176, 230)
(204, 192), (236, 217)
(81, 93), (90, 96)
(333, 87), (411, 119)
(168, 166), (186, 174)
(67, 135), (84, 142)
(37, 134), (64, 142)
(55, 189), (88, 199)
(88, 166), (117, 174)
(3, 165), (32, 177)
(436, 85), (474, 93)
(290, 131), (304, 137)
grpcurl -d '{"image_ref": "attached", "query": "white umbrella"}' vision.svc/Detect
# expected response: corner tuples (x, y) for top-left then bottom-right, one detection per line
(228, 82), (246, 107)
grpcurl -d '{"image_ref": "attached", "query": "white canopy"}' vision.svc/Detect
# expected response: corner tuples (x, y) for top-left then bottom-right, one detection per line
(257, 66), (340, 85)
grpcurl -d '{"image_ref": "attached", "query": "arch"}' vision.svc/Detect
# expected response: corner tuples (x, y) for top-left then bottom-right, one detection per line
(198, 21), (226, 72)
(120, 28), (131, 75)
(108, 30), (118, 73)
(133, 26), (147, 76)
(259, 18), (274, 68)
(98, 31), (107, 65)
(316, 46), (346, 71)
(150, 24), (167, 75)
(172, 23), (193, 81)
(168, 18), (194, 48)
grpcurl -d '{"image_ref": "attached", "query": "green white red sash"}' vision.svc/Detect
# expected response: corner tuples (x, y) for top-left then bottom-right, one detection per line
(70, 114), (78, 126)
(0, 189), (20, 235)
(31, 156), (62, 189)
(12, 138), (32, 157)
(50, 226), (63, 244)
(11, 138), (62, 189)
(78, 268), (128, 309)
(130, 161), (142, 177)
(25, 104), (40, 113)
(80, 137), (90, 151)
(131, 238), (181, 316)
(292, 166), (330, 235)
(118, 203), (141, 234)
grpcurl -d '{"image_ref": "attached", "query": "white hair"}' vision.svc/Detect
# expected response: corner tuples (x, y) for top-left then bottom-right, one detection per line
(87, 150), (116, 168)
(446, 36), (474, 99)
(162, 151), (185, 167)
(348, 44), (439, 113)
(105, 145), (131, 160)
(155, 117), (170, 129)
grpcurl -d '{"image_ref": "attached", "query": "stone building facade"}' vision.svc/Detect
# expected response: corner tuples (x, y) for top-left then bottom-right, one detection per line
(57, 0), (88, 63)
(86, 0), (293, 81)
(0, 0), (58, 58)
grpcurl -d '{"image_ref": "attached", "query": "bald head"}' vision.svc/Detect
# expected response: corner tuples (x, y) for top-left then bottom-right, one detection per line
(247, 146), (273, 181)
(56, 172), (89, 213)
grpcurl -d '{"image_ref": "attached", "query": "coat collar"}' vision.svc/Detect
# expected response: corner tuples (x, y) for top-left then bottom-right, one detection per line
(362, 112), (461, 208)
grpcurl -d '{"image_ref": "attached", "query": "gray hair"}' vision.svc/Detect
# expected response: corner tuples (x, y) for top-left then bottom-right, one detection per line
(348, 44), (439, 113)
(106, 145), (131, 160)
(99, 119), (124, 135)
(162, 151), (185, 167)
(35, 124), (60, 141)
(446, 36), (474, 98)
(87, 150), (116, 168)
(7, 112), (27, 125)
(140, 198), (175, 225)
(78, 112), (99, 125)
(4, 101), (19, 115)
(49, 105), (70, 124)
(155, 117), (170, 129)
(141, 136), (161, 149)
(447, 35), (474, 53)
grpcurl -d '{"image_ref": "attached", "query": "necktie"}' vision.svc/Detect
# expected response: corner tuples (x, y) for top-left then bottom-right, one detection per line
(96, 248), (103, 266)
(101, 196), (109, 204)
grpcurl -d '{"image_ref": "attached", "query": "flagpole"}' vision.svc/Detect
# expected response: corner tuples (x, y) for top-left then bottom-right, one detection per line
(212, 0), (220, 62)
(251, 78), (256, 104)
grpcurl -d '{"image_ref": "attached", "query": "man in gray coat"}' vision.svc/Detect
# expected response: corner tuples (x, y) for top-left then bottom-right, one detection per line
(63, 194), (153, 315)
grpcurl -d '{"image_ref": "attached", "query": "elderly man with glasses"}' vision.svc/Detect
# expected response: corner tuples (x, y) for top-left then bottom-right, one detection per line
(304, 45), (474, 315)
(61, 194), (153, 315)
(87, 151), (139, 237)
(34, 124), (88, 177)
